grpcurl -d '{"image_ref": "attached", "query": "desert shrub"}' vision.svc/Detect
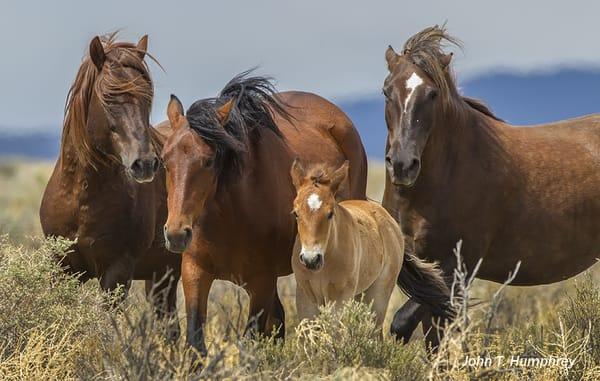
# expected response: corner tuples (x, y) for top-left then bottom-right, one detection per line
(558, 273), (600, 374)
(429, 242), (600, 381)
(0, 236), (112, 380)
(254, 300), (427, 380)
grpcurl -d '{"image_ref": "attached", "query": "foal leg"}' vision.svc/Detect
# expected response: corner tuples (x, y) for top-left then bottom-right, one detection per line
(363, 267), (398, 335)
(295, 283), (320, 321)
(182, 254), (214, 356)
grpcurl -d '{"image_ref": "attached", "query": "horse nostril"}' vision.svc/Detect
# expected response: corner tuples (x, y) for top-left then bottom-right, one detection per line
(131, 159), (143, 172)
(385, 156), (393, 166)
(408, 158), (420, 172)
(152, 157), (159, 172)
(183, 227), (193, 242)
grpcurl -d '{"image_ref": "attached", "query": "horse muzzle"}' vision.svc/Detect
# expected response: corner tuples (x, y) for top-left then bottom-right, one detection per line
(385, 155), (421, 187)
(129, 156), (160, 183)
(299, 252), (324, 271)
(164, 225), (192, 253)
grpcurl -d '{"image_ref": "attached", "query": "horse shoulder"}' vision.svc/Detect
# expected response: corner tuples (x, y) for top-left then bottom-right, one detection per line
(40, 162), (80, 238)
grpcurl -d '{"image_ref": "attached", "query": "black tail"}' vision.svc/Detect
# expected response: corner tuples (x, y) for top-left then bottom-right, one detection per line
(397, 251), (454, 320)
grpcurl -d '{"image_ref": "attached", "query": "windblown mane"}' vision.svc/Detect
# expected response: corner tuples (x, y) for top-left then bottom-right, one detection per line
(403, 25), (502, 121)
(185, 70), (293, 184)
(60, 32), (158, 168)
(402, 24), (462, 104)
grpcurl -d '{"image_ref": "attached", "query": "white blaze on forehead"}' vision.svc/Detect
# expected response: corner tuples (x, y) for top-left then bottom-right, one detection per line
(403, 72), (424, 112)
(307, 193), (322, 211)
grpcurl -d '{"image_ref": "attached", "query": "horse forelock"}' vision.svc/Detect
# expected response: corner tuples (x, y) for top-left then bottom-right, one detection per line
(304, 164), (336, 187)
(185, 71), (291, 187)
(401, 24), (461, 107)
(60, 32), (156, 169)
(401, 26), (503, 130)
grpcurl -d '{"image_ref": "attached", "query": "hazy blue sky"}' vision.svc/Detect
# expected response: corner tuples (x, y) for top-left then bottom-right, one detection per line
(1, 1), (599, 132)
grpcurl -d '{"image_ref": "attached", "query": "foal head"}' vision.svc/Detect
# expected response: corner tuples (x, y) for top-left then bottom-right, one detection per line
(383, 25), (460, 186)
(291, 160), (349, 271)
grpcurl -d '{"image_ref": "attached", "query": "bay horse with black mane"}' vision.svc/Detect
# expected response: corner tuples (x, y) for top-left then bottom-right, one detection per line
(40, 33), (180, 326)
(382, 25), (600, 347)
(161, 72), (368, 354)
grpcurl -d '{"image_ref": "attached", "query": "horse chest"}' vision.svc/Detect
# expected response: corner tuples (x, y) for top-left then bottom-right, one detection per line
(75, 178), (155, 254)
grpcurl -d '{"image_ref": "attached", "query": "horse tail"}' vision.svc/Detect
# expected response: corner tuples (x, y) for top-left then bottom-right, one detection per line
(397, 250), (454, 320)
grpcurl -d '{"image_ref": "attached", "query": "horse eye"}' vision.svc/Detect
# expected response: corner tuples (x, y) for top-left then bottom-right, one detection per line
(327, 211), (334, 220)
(429, 90), (438, 100)
(204, 158), (214, 168)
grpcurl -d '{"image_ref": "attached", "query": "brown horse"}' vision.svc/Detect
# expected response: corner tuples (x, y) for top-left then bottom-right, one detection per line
(40, 34), (180, 322)
(160, 72), (368, 354)
(382, 25), (600, 345)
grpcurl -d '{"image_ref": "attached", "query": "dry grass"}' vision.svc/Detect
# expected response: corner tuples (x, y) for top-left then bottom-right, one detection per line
(0, 158), (599, 380)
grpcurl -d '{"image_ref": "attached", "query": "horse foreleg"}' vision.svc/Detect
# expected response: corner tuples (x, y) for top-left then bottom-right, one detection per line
(182, 254), (214, 356)
(421, 309), (447, 353)
(390, 299), (427, 343)
(267, 290), (285, 339)
(145, 271), (180, 341)
(100, 254), (135, 303)
(246, 277), (278, 337)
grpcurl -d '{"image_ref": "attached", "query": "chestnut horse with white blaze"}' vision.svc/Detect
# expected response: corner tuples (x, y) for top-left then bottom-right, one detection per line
(40, 34), (180, 325)
(382, 25), (600, 345)
(160, 72), (368, 354)
(290, 160), (453, 332)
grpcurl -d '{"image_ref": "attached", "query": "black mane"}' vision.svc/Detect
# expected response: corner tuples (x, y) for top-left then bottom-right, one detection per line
(185, 70), (292, 184)
(462, 97), (503, 122)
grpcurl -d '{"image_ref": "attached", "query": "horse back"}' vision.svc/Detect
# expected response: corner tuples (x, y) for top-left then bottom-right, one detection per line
(275, 91), (368, 200)
(340, 200), (404, 266)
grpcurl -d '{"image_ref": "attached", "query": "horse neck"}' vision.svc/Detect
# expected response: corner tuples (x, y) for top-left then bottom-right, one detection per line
(419, 98), (509, 188)
(325, 202), (353, 259)
(58, 127), (127, 192)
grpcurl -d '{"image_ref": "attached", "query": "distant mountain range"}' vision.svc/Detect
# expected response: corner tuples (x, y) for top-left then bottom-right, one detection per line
(2, 68), (600, 160)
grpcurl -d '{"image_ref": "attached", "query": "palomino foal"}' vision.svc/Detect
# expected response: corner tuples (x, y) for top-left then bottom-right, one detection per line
(291, 160), (403, 329)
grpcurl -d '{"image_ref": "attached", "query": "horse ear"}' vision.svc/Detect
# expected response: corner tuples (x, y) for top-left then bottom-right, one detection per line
(216, 99), (234, 125)
(329, 160), (349, 195)
(167, 95), (185, 130)
(290, 158), (306, 189)
(385, 45), (399, 71)
(89, 36), (106, 72)
(440, 52), (453, 69)
(136, 35), (148, 60)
